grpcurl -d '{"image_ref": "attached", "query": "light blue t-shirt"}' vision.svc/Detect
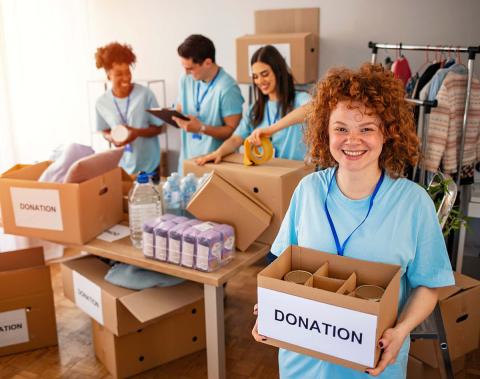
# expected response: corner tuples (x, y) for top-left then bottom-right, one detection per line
(96, 83), (162, 174)
(234, 91), (310, 161)
(271, 168), (454, 379)
(177, 67), (244, 173)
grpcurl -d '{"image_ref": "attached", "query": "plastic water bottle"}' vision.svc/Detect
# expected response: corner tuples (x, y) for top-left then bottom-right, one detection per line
(128, 172), (163, 248)
(197, 172), (212, 191)
(180, 173), (198, 208)
(163, 175), (182, 215)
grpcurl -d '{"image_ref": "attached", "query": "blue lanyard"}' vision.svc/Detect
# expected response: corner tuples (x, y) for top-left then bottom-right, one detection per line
(195, 69), (220, 114)
(113, 93), (130, 125)
(266, 103), (280, 126)
(324, 168), (385, 256)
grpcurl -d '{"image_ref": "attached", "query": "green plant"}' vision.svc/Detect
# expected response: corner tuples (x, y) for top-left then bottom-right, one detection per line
(425, 176), (468, 237)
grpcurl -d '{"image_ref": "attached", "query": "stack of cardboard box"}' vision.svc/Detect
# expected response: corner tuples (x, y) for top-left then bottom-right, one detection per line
(62, 256), (206, 378)
(0, 247), (57, 357)
(236, 8), (320, 84)
(184, 153), (314, 250)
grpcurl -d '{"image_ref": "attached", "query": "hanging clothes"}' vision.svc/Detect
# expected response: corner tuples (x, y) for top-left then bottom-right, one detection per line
(424, 71), (480, 180)
(426, 63), (467, 101)
(413, 62), (442, 99)
(391, 56), (412, 86)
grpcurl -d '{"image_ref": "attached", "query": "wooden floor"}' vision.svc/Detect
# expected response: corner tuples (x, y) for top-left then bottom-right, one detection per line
(0, 254), (479, 379)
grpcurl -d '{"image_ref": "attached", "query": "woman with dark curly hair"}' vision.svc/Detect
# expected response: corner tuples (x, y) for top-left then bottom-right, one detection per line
(252, 64), (454, 378)
(95, 42), (163, 174)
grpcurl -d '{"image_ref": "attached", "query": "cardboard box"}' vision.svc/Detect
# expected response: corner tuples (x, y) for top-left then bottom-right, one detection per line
(92, 298), (205, 378)
(409, 339), (466, 373)
(61, 256), (205, 336)
(186, 171), (272, 251)
(0, 162), (123, 245)
(0, 247), (57, 356)
(437, 272), (480, 360)
(257, 245), (401, 371)
(254, 8), (320, 35)
(184, 154), (313, 246)
(410, 272), (480, 366)
(236, 32), (319, 84)
(407, 354), (465, 379)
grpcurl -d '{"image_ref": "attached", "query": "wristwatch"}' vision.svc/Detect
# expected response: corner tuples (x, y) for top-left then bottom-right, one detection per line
(200, 124), (207, 134)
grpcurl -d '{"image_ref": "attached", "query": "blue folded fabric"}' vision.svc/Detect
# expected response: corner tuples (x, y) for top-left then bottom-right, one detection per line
(104, 263), (185, 290)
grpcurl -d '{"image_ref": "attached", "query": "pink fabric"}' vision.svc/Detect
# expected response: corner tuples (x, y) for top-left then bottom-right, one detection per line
(64, 148), (124, 183)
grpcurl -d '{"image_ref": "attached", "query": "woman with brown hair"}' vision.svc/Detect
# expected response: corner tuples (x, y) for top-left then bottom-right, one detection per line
(252, 63), (454, 378)
(95, 42), (163, 174)
(196, 45), (309, 165)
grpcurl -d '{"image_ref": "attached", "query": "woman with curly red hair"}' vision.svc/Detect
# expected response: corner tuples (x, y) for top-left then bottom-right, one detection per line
(95, 42), (164, 175)
(252, 64), (454, 378)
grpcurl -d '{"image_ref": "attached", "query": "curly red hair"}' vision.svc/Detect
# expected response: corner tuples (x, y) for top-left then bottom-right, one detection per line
(95, 42), (136, 71)
(305, 63), (419, 178)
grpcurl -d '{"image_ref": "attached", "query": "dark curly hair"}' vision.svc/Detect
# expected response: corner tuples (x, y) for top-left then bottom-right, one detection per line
(305, 63), (419, 178)
(95, 42), (136, 71)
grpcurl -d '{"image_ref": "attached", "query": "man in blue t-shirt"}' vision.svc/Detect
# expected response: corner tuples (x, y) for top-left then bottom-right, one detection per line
(173, 34), (244, 174)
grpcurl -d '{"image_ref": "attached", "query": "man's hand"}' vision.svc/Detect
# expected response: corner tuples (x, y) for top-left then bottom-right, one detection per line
(173, 114), (202, 133)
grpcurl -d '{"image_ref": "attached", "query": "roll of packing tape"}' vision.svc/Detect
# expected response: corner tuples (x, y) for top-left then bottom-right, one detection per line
(111, 124), (130, 144)
(243, 137), (274, 166)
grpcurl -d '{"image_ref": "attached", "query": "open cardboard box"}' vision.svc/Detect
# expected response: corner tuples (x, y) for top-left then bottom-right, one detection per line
(184, 153), (313, 246)
(186, 170), (272, 251)
(61, 256), (204, 336)
(257, 245), (401, 371)
(0, 247), (57, 356)
(92, 298), (205, 378)
(0, 162), (123, 245)
(410, 272), (480, 366)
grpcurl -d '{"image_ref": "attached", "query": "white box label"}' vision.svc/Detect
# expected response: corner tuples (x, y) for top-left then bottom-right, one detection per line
(248, 43), (291, 76)
(10, 187), (63, 231)
(258, 287), (378, 367)
(0, 309), (29, 348)
(73, 271), (104, 325)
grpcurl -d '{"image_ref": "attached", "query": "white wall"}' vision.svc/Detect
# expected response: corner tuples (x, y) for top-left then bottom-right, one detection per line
(85, 0), (480, 169)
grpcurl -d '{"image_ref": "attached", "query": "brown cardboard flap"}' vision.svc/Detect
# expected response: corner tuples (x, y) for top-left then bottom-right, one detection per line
(118, 282), (204, 324)
(62, 256), (133, 298)
(438, 271), (480, 301)
(222, 153), (309, 174)
(1, 161), (51, 180)
(254, 8), (320, 35)
(0, 247), (45, 271)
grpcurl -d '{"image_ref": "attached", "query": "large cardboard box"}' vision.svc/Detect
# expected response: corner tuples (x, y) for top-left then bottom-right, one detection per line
(257, 245), (401, 371)
(410, 272), (480, 366)
(0, 162), (123, 245)
(61, 256), (204, 336)
(0, 247), (57, 356)
(184, 154), (314, 246)
(92, 298), (205, 378)
(186, 171), (272, 251)
(236, 32), (319, 84)
(254, 8), (320, 35)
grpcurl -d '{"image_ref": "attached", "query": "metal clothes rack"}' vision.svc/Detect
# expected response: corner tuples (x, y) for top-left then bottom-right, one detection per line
(369, 42), (480, 188)
(369, 42), (480, 379)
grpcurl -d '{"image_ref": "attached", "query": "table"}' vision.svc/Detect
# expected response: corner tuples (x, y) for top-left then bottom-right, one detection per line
(71, 235), (270, 379)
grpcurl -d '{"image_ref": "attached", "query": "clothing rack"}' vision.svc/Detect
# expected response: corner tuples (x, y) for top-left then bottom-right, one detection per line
(405, 98), (437, 185)
(368, 41), (480, 188)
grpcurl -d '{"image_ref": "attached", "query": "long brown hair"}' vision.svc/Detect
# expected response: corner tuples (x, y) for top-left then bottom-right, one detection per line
(250, 45), (295, 127)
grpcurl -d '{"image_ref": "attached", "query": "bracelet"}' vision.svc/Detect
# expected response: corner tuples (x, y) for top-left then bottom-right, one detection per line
(200, 124), (207, 134)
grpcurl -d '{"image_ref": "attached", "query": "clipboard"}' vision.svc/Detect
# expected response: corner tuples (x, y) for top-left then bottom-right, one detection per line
(147, 108), (190, 128)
